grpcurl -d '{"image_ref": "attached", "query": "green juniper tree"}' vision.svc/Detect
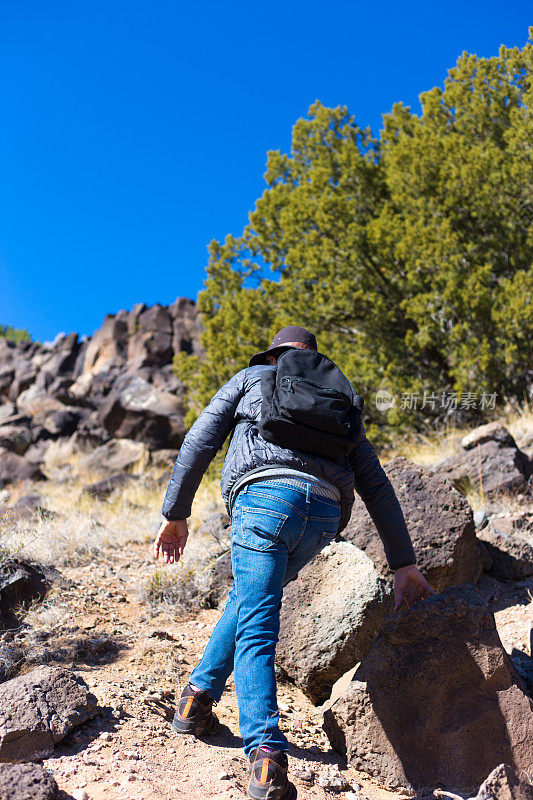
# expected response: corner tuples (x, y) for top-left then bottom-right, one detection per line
(177, 33), (532, 443)
(0, 325), (32, 344)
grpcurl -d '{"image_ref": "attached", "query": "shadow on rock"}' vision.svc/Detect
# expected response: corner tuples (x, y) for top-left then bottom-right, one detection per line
(323, 585), (533, 794)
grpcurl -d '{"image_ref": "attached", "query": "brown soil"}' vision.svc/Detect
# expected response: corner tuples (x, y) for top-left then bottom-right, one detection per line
(36, 542), (532, 800)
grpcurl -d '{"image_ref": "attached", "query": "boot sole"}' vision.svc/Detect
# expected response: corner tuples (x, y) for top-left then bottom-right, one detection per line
(171, 711), (219, 737)
(247, 779), (297, 800)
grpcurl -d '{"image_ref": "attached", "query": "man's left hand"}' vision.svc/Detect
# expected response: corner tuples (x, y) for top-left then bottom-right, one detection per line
(393, 565), (435, 611)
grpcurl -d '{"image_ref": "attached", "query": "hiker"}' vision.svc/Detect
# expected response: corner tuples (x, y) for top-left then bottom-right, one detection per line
(154, 325), (434, 800)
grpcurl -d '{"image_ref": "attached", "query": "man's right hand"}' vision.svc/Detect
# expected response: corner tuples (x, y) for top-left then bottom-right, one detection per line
(393, 564), (435, 611)
(153, 519), (189, 564)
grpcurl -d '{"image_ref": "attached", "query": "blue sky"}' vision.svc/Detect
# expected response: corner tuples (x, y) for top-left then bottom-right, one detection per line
(1, 2), (530, 342)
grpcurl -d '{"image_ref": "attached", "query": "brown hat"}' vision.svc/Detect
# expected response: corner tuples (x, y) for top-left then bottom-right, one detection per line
(249, 326), (318, 367)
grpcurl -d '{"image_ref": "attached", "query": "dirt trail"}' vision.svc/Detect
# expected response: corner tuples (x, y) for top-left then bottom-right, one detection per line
(37, 541), (532, 800)
(38, 542), (400, 800)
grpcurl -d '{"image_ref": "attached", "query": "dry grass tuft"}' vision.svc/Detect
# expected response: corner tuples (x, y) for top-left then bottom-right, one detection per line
(390, 400), (533, 467)
(504, 399), (533, 447)
(389, 427), (464, 467)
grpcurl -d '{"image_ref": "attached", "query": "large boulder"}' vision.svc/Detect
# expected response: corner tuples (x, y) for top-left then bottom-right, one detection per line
(127, 304), (173, 367)
(39, 407), (82, 437)
(82, 472), (139, 499)
(97, 374), (185, 449)
(82, 298), (200, 376)
(474, 763), (533, 800)
(169, 296), (202, 357)
(15, 387), (64, 419)
(518, 432), (533, 462)
(277, 542), (392, 704)
(80, 438), (146, 474)
(208, 551), (233, 607)
(344, 457), (481, 591)
(0, 666), (99, 762)
(0, 449), (45, 485)
(478, 513), (533, 580)
(0, 423), (32, 455)
(0, 403), (17, 423)
(433, 424), (530, 498)
(0, 558), (51, 629)
(322, 585), (533, 793)
(462, 422), (518, 451)
(82, 309), (129, 375)
(7, 358), (38, 402)
(0, 763), (59, 800)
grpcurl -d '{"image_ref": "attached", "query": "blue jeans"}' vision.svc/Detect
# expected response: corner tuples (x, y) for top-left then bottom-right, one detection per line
(189, 480), (341, 756)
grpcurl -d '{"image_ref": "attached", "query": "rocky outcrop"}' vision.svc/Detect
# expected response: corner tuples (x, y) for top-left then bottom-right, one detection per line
(474, 763), (533, 800)
(96, 375), (185, 449)
(277, 542), (392, 704)
(433, 423), (531, 498)
(0, 666), (98, 762)
(461, 422), (519, 451)
(0, 298), (201, 472)
(322, 585), (533, 793)
(0, 449), (45, 486)
(344, 457), (482, 591)
(0, 763), (59, 800)
(82, 472), (139, 499)
(80, 438), (146, 474)
(478, 512), (533, 580)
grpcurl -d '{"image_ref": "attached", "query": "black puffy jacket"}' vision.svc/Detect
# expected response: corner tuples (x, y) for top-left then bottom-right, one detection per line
(162, 364), (416, 570)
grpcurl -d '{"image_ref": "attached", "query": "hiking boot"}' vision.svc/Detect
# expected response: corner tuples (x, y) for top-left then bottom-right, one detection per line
(247, 747), (297, 800)
(171, 683), (219, 736)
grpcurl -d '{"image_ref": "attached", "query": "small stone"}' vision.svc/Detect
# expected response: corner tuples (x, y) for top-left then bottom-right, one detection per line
(317, 772), (349, 792)
(218, 772), (231, 780)
(72, 790), (89, 800)
(292, 768), (314, 783)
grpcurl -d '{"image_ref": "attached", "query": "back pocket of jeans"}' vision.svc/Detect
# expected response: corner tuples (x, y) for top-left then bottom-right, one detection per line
(239, 507), (289, 551)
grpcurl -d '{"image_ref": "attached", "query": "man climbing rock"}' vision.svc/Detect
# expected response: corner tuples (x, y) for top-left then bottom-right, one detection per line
(155, 325), (434, 800)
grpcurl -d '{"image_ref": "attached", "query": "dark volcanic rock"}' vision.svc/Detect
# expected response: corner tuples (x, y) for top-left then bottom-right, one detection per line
(461, 422), (519, 451)
(82, 310), (129, 374)
(0, 558), (51, 629)
(81, 438), (145, 474)
(322, 585), (533, 793)
(474, 763), (533, 800)
(0, 666), (99, 762)
(82, 472), (139, 499)
(40, 407), (82, 437)
(0, 762), (59, 800)
(127, 304), (173, 367)
(0, 403), (16, 423)
(0, 298), (201, 454)
(478, 513), (533, 580)
(208, 551), (233, 607)
(278, 542), (392, 704)
(0, 423), (32, 455)
(0, 449), (45, 485)
(344, 457), (481, 591)
(2, 494), (50, 525)
(97, 374), (185, 449)
(433, 438), (530, 497)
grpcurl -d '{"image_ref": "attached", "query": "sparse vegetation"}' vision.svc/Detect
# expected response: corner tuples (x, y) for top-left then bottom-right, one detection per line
(0, 324), (32, 344)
